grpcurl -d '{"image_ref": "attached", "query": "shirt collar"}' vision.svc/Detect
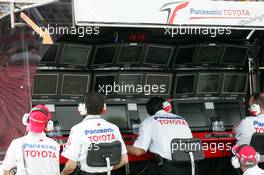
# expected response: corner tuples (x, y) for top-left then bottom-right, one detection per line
(243, 165), (259, 175)
(27, 131), (46, 137)
(83, 114), (101, 122)
(155, 110), (168, 115)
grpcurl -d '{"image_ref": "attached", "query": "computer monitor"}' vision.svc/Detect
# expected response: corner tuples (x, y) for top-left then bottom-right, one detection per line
(174, 103), (207, 128)
(60, 73), (90, 98)
(144, 44), (174, 66)
(145, 73), (173, 96)
(117, 44), (144, 64)
(196, 73), (220, 95)
(117, 74), (143, 95)
(53, 105), (82, 132)
(222, 73), (248, 95)
(92, 45), (118, 66)
(174, 74), (196, 97)
(40, 44), (59, 65)
(195, 45), (221, 64)
(59, 43), (92, 67)
(93, 74), (116, 95)
(221, 45), (249, 66)
(137, 105), (149, 122)
(214, 101), (243, 127)
(32, 73), (60, 98)
(102, 105), (129, 129)
(174, 45), (197, 66)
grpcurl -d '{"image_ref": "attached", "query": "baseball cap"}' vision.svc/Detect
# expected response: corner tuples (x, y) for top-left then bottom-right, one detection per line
(232, 145), (258, 165)
(27, 105), (51, 133)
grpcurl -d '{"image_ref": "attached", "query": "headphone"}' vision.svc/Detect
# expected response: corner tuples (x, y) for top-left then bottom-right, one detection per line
(162, 101), (172, 113)
(231, 144), (260, 169)
(250, 94), (261, 116)
(22, 107), (54, 132)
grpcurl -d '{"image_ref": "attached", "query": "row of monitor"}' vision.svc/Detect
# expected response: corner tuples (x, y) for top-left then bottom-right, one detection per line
(49, 98), (245, 132)
(32, 71), (248, 99)
(40, 43), (250, 68)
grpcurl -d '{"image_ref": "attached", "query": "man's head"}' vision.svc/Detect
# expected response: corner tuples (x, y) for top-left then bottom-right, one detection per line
(146, 97), (169, 116)
(26, 105), (52, 133)
(80, 91), (104, 115)
(250, 93), (264, 116)
(231, 145), (259, 171)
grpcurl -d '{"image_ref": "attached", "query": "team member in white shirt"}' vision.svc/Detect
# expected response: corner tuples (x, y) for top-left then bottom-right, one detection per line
(127, 97), (193, 175)
(2, 105), (60, 175)
(231, 144), (264, 175)
(235, 93), (264, 145)
(61, 92), (128, 175)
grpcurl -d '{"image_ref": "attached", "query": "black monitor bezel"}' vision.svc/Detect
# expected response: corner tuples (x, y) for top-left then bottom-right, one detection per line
(143, 44), (175, 67)
(173, 73), (197, 98)
(196, 73), (221, 96)
(90, 44), (119, 68)
(143, 73), (173, 97)
(116, 43), (145, 65)
(92, 73), (117, 97)
(221, 73), (248, 96)
(194, 44), (222, 64)
(173, 45), (198, 67)
(39, 43), (60, 65)
(32, 72), (61, 99)
(60, 73), (91, 99)
(220, 44), (249, 66)
(58, 43), (92, 68)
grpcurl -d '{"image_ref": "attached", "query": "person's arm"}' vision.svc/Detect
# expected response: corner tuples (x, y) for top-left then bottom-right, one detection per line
(60, 160), (77, 175)
(2, 140), (17, 174)
(113, 154), (128, 170)
(126, 145), (145, 156)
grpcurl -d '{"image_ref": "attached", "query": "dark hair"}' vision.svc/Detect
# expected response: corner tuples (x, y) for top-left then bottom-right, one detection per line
(146, 97), (166, 115)
(82, 91), (104, 115)
(255, 93), (264, 110)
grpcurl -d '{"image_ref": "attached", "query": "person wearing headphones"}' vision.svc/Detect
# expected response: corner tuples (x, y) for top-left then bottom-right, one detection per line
(231, 144), (264, 175)
(235, 93), (264, 145)
(126, 97), (193, 175)
(61, 92), (128, 175)
(2, 105), (60, 175)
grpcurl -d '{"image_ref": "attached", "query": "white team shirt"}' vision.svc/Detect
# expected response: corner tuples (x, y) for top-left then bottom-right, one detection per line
(134, 110), (193, 160)
(62, 115), (127, 173)
(2, 132), (60, 175)
(243, 165), (264, 175)
(236, 114), (264, 145)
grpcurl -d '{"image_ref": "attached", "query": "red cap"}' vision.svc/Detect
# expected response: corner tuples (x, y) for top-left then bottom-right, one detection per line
(232, 145), (258, 165)
(27, 105), (51, 133)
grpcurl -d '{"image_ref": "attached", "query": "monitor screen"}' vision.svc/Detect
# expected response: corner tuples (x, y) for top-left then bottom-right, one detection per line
(176, 103), (207, 128)
(94, 74), (116, 95)
(40, 44), (58, 64)
(214, 102), (242, 126)
(53, 106), (82, 131)
(197, 74), (220, 94)
(137, 105), (149, 122)
(222, 74), (248, 94)
(145, 74), (172, 96)
(118, 74), (143, 94)
(102, 105), (129, 129)
(59, 44), (91, 66)
(93, 45), (117, 65)
(33, 73), (59, 96)
(61, 74), (90, 96)
(117, 45), (143, 63)
(174, 46), (196, 65)
(196, 45), (221, 63)
(144, 45), (173, 66)
(221, 45), (249, 65)
(175, 74), (196, 95)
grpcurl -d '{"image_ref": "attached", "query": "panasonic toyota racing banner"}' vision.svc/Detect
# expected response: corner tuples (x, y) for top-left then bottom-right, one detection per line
(74, 0), (264, 28)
